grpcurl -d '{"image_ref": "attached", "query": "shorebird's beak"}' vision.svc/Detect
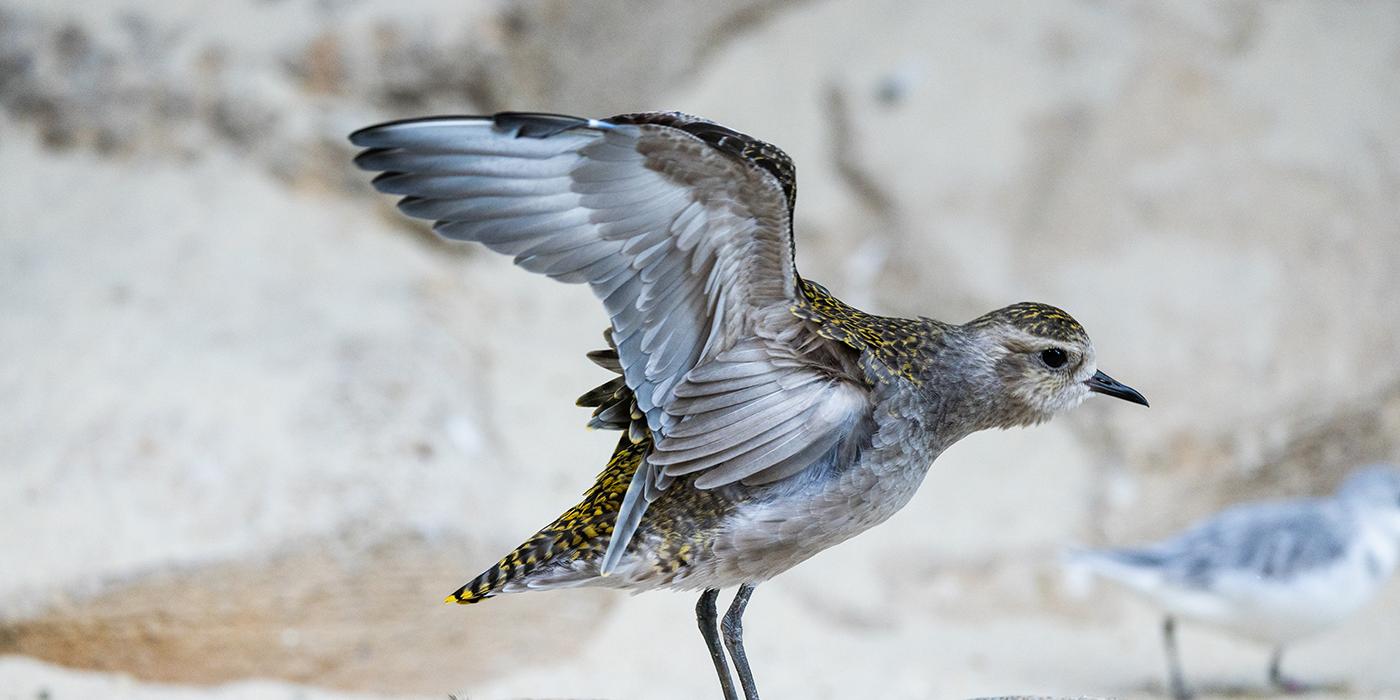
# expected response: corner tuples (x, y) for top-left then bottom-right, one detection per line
(1085, 370), (1149, 407)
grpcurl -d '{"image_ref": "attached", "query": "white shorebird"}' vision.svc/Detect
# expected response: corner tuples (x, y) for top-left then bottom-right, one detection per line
(1072, 464), (1400, 698)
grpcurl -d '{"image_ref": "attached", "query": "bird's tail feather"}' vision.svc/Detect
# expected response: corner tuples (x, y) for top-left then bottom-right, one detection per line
(446, 434), (647, 604)
(1062, 545), (1168, 597)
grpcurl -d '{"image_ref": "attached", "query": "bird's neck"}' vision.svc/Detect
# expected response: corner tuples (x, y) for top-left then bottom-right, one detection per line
(865, 324), (1006, 457)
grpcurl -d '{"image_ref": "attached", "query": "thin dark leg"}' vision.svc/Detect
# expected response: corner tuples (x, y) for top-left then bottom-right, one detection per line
(1269, 647), (1306, 693)
(1162, 616), (1191, 700)
(697, 589), (738, 700)
(722, 584), (760, 700)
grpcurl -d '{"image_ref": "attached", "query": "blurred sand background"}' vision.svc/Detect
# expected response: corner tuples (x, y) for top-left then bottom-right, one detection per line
(3, 0), (1400, 698)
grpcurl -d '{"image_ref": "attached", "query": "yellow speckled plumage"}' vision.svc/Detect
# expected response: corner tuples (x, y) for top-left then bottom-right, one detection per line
(970, 300), (1089, 343)
(792, 279), (938, 383)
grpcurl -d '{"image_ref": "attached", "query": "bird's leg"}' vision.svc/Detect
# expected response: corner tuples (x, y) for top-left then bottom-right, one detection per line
(1162, 616), (1192, 700)
(1268, 647), (1308, 694)
(697, 589), (738, 700)
(722, 584), (760, 700)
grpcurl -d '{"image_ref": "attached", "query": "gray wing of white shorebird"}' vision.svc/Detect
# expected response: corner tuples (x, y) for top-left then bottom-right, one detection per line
(1091, 499), (1354, 589)
(350, 112), (868, 573)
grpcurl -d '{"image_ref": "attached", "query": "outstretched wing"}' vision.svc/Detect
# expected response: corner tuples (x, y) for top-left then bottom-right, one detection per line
(350, 112), (867, 569)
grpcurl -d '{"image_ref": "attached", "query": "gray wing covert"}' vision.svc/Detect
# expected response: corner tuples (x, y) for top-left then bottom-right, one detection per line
(350, 113), (867, 571)
(1144, 500), (1351, 587)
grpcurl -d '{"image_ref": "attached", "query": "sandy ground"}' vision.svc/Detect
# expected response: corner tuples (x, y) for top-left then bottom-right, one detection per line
(3, 0), (1400, 698)
(5, 576), (1400, 699)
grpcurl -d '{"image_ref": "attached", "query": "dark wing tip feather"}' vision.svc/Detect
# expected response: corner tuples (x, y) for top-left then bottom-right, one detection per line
(348, 115), (488, 147)
(351, 147), (390, 171)
(395, 196), (432, 218)
(348, 112), (599, 147)
(368, 170), (409, 194)
(607, 111), (797, 211)
(492, 112), (596, 138)
(349, 112), (610, 153)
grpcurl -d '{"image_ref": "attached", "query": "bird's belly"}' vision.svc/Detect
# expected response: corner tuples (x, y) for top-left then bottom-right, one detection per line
(669, 448), (933, 590)
(1166, 547), (1391, 646)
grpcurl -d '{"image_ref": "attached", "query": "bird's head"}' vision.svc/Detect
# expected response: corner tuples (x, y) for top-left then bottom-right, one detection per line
(1337, 464), (1400, 538)
(961, 302), (1147, 429)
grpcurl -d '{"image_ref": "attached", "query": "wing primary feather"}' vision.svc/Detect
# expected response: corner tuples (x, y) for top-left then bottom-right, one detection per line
(492, 112), (593, 138)
(371, 172), (572, 198)
(354, 150), (580, 178)
(398, 192), (577, 220)
(349, 116), (491, 146)
(437, 210), (591, 246)
(548, 247), (630, 283)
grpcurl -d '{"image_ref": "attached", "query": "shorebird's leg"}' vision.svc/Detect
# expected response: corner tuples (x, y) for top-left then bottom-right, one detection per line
(722, 584), (760, 700)
(1162, 616), (1192, 700)
(697, 589), (738, 700)
(1268, 647), (1307, 693)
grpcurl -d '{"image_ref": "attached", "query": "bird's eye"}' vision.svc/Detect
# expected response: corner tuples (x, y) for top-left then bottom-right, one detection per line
(1039, 348), (1068, 369)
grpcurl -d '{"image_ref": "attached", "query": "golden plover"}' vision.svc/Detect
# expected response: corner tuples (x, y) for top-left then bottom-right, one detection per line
(350, 111), (1149, 699)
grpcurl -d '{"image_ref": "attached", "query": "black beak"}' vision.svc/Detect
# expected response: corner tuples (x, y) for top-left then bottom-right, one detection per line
(1085, 370), (1149, 407)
